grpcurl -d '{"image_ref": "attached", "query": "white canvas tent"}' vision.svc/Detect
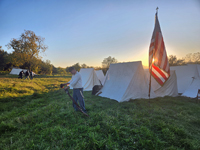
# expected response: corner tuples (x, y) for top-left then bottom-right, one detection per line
(95, 70), (105, 85)
(170, 64), (200, 98)
(78, 68), (101, 91)
(170, 64), (200, 94)
(182, 79), (200, 98)
(145, 70), (178, 97)
(10, 68), (27, 75)
(98, 61), (156, 102)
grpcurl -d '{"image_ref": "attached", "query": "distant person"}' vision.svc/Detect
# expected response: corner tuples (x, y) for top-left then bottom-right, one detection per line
(25, 70), (30, 79)
(18, 70), (24, 79)
(61, 67), (86, 113)
(30, 70), (33, 79)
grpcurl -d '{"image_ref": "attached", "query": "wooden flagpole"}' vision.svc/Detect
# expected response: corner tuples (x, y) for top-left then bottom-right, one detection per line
(148, 7), (159, 100)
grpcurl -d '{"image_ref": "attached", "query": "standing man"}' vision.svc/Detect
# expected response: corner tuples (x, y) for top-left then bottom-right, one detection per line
(18, 70), (24, 79)
(62, 67), (86, 113)
(25, 70), (30, 79)
(30, 70), (33, 80)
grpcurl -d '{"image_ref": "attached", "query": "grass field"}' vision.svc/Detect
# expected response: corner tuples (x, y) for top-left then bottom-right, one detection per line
(0, 74), (200, 150)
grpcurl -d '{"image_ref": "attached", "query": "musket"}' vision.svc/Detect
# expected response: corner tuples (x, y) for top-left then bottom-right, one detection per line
(61, 85), (89, 117)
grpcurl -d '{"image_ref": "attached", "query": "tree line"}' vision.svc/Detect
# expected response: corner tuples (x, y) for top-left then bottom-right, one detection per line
(168, 53), (200, 66)
(0, 30), (117, 75)
(1, 30), (199, 75)
(53, 56), (117, 75)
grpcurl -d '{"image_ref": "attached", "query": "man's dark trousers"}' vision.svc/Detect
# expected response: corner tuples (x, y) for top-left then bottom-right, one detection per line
(72, 88), (86, 112)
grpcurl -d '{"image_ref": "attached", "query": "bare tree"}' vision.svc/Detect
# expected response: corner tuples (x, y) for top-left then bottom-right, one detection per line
(184, 52), (200, 64)
(168, 55), (185, 66)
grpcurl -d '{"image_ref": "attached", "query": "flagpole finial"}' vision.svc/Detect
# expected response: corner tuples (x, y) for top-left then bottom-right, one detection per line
(156, 7), (159, 13)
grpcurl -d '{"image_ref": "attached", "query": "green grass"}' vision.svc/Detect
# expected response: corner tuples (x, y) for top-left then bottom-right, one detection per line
(0, 71), (10, 75)
(0, 75), (200, 149)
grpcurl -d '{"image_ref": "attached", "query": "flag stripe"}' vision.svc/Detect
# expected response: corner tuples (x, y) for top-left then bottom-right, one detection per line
(152, 67), (165, 83)
(160, 48), (166, 69)
(152, 65), (168, 80)
(151, 69), (164, 85)
(158, 36), (165, 66)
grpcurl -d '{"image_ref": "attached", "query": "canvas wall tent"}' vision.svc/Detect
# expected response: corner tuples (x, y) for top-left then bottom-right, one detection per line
(182, 79), (200, 98)
(187, 64), (200, 79)
(10, 68), (37, 76)
(10, 68), (28, 75)
(170, 64), (200, 94)
(98, 61), (156, 102)
(145, 70), (178, 97)
(179, 64), (200, 98)
(170, 64), (200, 98)
(95, 70), (105, 85)
(75, 68), (101, 91)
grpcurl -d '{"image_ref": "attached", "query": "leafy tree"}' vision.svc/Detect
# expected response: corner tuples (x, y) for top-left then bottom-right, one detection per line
(0, 46), (9, 70)
(20, 57), (41, 73)
(52, 66), (58, 74)
(38, 60), (52, 75)
(81, 63), (88, 68)
(57, 67), (67, 75)
(72, 63), (81, 71)
(81, 63), (94, 69)
(102, 56), (118, 68)
(94, 66), (101, 70)
(6, 30), (47, 70)
(66, 63), (81, 72)
(101, 56), (117, 74)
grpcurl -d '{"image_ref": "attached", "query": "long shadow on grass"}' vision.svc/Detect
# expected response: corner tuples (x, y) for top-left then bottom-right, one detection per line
(0, 89), (72, 119)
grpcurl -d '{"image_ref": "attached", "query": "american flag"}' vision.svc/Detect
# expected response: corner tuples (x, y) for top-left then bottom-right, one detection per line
(149, 12), (170, 86)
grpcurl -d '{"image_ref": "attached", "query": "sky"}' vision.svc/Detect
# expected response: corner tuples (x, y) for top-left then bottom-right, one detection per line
(0, 0), (200, 68)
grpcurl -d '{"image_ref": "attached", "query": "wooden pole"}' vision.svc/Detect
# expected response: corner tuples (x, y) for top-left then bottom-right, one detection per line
(148, 7), (158, 99)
